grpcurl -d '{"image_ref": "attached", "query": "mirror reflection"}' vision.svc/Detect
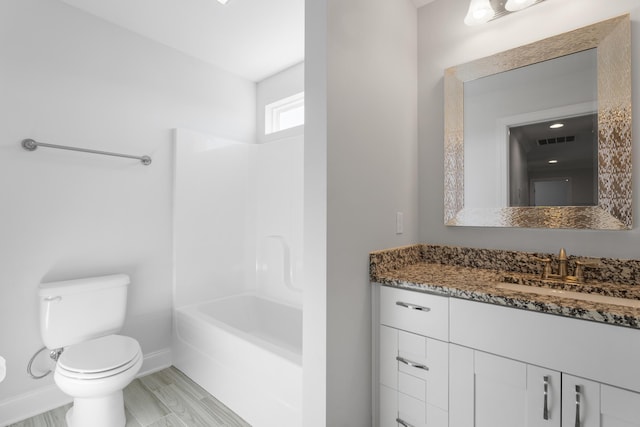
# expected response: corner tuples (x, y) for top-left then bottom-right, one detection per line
(509, 114), (597, 207)
(463, 48), (597, 209)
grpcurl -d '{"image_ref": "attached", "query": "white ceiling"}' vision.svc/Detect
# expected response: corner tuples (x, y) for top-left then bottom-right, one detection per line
(60, 0), (436, 82)
(60, 0), (305, 82)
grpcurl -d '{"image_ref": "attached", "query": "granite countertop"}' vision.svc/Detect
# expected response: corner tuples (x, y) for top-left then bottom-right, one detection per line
(371, 245), (640, 329)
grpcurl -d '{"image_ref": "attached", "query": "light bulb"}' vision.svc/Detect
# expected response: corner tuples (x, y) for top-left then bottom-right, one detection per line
(464, 0), (495, 26)
(505, 0), (536, 12)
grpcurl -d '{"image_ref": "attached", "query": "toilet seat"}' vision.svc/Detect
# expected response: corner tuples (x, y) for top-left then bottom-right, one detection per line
(56, 335), (141, 380)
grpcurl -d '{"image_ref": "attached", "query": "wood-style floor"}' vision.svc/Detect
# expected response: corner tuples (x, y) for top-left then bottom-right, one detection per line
(7, 367), (251, 427)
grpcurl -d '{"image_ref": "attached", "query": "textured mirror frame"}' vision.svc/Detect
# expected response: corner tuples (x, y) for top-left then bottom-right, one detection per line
(444, 14), (632, 229)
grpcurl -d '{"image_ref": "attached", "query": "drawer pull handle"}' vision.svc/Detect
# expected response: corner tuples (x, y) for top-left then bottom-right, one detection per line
(396, 417), (415, 427)
(543, 375), (549, 420)
(396, 356), (429, 371)
(396, 301), (431, 312)
(575, 385), (581, 427)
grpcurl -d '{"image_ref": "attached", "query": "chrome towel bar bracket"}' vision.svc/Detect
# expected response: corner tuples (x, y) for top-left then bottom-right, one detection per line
(21, 138), (152, 165)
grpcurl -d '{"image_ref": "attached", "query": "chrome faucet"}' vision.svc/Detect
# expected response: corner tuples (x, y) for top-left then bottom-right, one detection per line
(534, 248), (600, 283)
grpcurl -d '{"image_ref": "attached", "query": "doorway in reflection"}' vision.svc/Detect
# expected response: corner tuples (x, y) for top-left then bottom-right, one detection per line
(508, 113), (598, 207)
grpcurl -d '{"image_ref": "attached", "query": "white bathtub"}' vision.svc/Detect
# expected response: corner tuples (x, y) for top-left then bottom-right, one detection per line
(173, 293), (302, 426)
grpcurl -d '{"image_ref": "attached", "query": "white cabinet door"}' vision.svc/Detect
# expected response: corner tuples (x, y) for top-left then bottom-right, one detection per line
(562, 374), (600, 427)
(562, 374), (640, 427)
(449, 344), (474, 427)
(526, 364), (561, 427)
(451, 348), (560, 427)
(599, 383), (640, 427)
(475, 350), (528, 427)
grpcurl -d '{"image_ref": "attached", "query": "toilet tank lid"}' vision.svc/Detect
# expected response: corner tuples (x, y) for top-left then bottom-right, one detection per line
(38, 274), (130, 297)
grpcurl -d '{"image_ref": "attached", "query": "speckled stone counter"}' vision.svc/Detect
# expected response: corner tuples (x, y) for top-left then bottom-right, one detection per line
(370, 244), (640, 329)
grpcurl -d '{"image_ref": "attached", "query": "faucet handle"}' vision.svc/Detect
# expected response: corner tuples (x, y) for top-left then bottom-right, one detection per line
(575, 259), (602, 268)
(574, 259), (602, 282)
(533, 257), (552, 279)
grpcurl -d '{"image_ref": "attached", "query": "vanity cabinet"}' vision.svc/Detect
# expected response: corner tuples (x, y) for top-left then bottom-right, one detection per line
(449, 298), (640, 427)
(374, 285), (640, 427)
(377, 286), (449, 426)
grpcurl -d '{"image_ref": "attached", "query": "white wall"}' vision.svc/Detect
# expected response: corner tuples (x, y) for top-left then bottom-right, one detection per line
(304, 0), (418, 424)
(0, 0), (255, 422)
(303, 0), (328, 424)
(419, 0), (640, 257)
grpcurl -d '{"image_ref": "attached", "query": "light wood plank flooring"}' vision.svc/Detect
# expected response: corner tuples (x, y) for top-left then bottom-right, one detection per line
(8, 367), (251, 427)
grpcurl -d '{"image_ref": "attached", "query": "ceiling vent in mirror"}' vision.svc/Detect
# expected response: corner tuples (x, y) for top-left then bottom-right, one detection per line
(537, 135), (575, 146)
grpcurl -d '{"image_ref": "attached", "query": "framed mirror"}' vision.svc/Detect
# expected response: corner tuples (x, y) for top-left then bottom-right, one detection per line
(444, 14), (631, 229)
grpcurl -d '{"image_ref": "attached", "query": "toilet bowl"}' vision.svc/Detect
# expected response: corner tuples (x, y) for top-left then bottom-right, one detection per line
(38, 274), (142, 427)
(54, 335), (142, 427)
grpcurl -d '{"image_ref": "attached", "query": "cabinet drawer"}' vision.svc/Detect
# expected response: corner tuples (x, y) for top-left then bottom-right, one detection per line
(398, 392), (448, 427)
(380, 384), (398, 427)
(380, 384), (448, 427)
(380, 286), (448, 341)
(380, 326), (448, 411)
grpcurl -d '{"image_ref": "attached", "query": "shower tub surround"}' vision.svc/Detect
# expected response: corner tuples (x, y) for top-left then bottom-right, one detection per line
(370, 244), (640, 328)
(172, 128), (304, 426)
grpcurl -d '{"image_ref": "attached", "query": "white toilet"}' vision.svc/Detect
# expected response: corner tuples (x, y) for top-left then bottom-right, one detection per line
(39, 274), (142, 427)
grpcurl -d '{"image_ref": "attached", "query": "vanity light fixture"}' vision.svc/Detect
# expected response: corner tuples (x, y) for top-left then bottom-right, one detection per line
(465, 0), (546, 26)
(464, 0), (494, 26)
(550, 123), (564, 129)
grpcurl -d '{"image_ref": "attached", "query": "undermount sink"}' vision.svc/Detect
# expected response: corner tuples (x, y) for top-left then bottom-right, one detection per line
(495, 282), (640, 309)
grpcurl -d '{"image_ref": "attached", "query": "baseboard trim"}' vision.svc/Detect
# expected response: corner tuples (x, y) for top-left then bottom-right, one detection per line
(139, 347), (173, 377)
(0, 348), (172, 426)
(0, 383), (70, 427)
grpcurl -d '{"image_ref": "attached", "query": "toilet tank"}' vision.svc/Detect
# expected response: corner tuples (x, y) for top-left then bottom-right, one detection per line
(39, 274), (130, 349)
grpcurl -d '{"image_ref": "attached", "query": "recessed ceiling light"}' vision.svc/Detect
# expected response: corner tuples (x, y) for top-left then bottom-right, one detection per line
(548, 159), (558, 164)
(549, 123), (564, 129)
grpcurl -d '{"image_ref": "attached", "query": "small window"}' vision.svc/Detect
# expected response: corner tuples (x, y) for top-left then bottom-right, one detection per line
(265, 92), (304, 135)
